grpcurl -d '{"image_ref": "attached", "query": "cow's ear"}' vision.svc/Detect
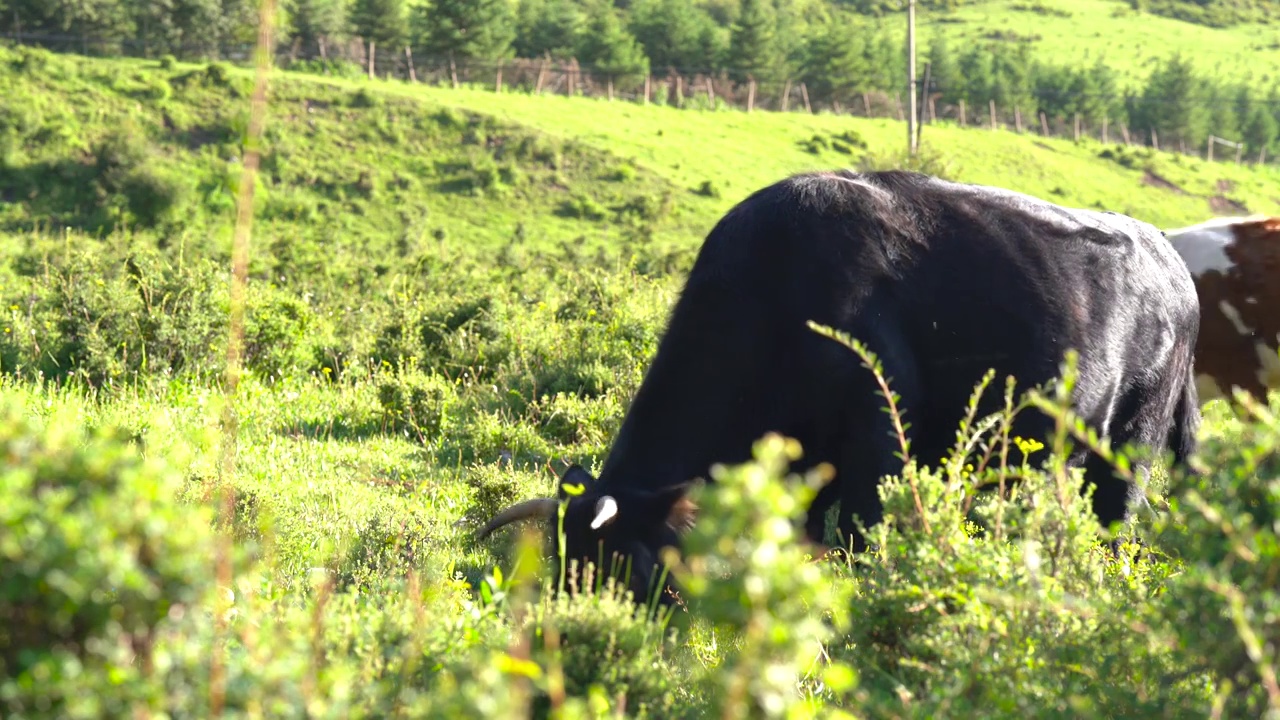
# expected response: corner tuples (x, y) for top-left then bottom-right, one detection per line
(557, 464), (596, 498)
(654, 481), (700, 534)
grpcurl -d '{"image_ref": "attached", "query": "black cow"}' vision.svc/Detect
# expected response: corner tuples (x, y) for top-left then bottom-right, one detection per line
(478, 169), (1202, 610)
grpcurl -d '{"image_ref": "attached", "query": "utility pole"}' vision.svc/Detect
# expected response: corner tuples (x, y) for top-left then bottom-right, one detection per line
(907, 0), (917, 156)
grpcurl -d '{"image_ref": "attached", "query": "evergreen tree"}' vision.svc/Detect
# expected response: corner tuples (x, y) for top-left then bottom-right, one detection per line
(725, 0), (779, 83)
(285, 0), (347, 57)
(351, 0), (406, 50)
(925, 33), (959, 105)
(799, 11), (869, 103)
(1203, 79), (1240, 144)
(513, 0), (581, 60)
(955, 44), (992, 111)
(1241, 96), (1278, 159)
(628, 0), (724, 73)
(1135, 52), (1207, 149)
(416, 0), (515, 61)
(576, 1), (648, 84)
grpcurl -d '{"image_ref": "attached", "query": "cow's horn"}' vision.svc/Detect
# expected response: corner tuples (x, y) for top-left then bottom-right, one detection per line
(477, 498), (558, 539)
(591, 495), (619, 530)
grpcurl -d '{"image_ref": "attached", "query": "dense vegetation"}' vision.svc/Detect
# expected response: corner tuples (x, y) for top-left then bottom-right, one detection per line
(2, 39), (1280, 718)
(8, 0), (1280, 159)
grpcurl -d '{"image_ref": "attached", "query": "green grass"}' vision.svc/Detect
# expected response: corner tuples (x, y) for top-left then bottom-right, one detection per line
(923, 0), (1280, 90)
(4, 43), (1280, 718)
(305, 75), (1280, 229)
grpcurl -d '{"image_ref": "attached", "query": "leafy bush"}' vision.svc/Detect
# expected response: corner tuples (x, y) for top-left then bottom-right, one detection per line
(0, 398), (218, 717)
(1153, 397), (1280, 717)
(377, 363), (456, 443)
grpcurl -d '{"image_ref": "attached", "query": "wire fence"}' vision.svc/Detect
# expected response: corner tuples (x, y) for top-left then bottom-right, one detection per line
(2, 31), (1276, 165)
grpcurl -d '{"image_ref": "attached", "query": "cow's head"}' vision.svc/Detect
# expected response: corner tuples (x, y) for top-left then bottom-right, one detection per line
(477, 465), (698, 611)
(1166, 215), (1280, 404)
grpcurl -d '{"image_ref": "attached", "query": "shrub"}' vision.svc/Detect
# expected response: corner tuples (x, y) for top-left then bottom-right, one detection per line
(377, 364), (456, 443)
(1153, 397), (1280, 717)
(0, 398), (218, 717)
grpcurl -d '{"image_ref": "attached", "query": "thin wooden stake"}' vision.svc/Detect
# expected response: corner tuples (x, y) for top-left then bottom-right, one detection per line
(643, 75), (650, 105)
(959, 99), (966, 125)
(1074, 113), (1081, 141)
(1014, 106), (1022, 133)
(747, 79), (756, 113)
(1040, 112), (1049, 136)
(495, 60), (503, 93)
(989, 99), (996, 130)
(705, 76), (714, 107)
(449, 55), (458, 89)
(368, 40), (375, 79)
(1102, 115), (1109, 144)
(607, 77), (614, 101)
(782, 79), (791, 112)
(800, 82), (811, 113)
(535, 58), (547, 94)
(405, 46), (416, 82)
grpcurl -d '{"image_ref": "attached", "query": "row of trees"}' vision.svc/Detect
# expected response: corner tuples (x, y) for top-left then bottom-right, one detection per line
(3, 0), (1279, 156)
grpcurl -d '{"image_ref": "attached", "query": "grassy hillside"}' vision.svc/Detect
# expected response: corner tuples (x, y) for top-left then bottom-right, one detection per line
(3, 44), (1280, 718)
(923, 0), (1280, 89)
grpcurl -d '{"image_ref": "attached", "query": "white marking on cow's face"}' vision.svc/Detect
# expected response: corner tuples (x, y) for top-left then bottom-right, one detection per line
(1166, 221), (1241, 277)
(1246, 296), (1259, 305)
(1218, 300), (1254, 336)
(1195, 373), (1225, 403)
(1257, 342), (1280, 391)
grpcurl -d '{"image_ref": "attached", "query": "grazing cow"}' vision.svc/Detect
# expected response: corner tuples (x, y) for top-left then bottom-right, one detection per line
(1163, 215), (1280, 405)
(478, 170), (1202, 611)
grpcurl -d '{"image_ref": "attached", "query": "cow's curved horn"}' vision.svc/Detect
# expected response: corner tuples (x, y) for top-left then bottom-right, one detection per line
(477, 498), (558, 539)
(591, 495), (619, 530)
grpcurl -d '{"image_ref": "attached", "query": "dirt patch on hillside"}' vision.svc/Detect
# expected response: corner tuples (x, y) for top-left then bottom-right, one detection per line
(1142, 170), (1187, 194)
(1032, 141), (1055, 152)
(1209, 195), (1249, 214)
(1217, 179), (1236, 193)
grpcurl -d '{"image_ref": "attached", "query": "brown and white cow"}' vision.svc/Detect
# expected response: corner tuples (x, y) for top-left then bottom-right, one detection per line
(1164, 215), (1280, 405)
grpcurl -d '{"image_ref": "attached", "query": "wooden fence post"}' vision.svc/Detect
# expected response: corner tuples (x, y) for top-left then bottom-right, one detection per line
(800, 82), (812, 113)
(1102, 115), (1109, 144)
(449, 55), (459, 89)
(1074, 113), (1081, 142)
(863, 92), (872, 117)
(1121, 124), (1131, 145)
(959, 99), (966, 126)
(1208, 136), (1215, 162)
(607, 77), (614, 101)
(405, 46), (416, 83)
(1039, 112), (1049, 136)
(643, 75), (651, 105)
(782, 79), (791, 112)
(367, 40), (375, 79)
(535, 57), (547, 94)
(705, 75), (714, 107)
(989, 99), (996, 130)
(1151, 128), (1159, 151)
(1014, 106), (1022, 133)
(747, 79), (756, 112)
(495, 60), (503, 93)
